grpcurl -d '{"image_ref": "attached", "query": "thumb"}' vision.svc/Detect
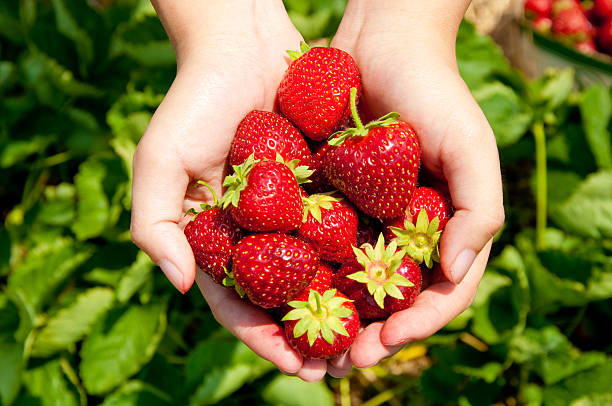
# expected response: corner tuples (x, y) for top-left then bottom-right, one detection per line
(130, 137), (195, 293)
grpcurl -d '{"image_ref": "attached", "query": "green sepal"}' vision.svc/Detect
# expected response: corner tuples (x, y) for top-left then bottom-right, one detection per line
(221, 268), (245, 298)
(219, 154), (259, 209)
(327, 87), (400, 147)
(280, 154), (314, 185)
(282, 289), (354, 347)
(287, 41), (311, 61)
(185, 208), (199, 221)
(391, 210), (442, 268)
(302, 191), (341, 223)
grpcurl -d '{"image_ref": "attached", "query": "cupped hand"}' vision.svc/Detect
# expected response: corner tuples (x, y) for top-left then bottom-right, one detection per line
(330, 1), (505, 368)
(130, 3), (350, 381)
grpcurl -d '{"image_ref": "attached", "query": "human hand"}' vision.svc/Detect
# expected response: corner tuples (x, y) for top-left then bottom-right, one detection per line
(130, 0), (349, 381)
(330, 0), (505, 368)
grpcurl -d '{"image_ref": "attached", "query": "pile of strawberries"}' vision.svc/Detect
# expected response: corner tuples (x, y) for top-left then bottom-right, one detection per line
(184, 43), (453, 359)
(525, 0), (612, 57)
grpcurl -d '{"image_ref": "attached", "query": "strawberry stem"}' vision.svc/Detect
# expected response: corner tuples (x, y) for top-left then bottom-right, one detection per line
(196, 180), (219, 207)
(314, 291), (324, 317)
(349, 87), (364, 132)
(533, 120), (547, 250)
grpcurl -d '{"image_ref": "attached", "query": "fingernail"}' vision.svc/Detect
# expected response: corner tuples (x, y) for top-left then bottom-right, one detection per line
(159, 259), (185, 293)
(450, 249), (476, 284)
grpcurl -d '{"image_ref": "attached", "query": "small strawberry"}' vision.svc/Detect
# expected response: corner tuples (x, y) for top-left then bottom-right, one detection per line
(408, 186), (453, 230)
(532, 15), (554, 32)
(230, 110), (311, 167)
(283, 289), (359, 359)
(279, 262), (334, 317)
(356, 216), (381, 247)
(575, 37), (598, 54)
(333, 234), (421, 320)
(552, 5), (593, 40)
(303, 142), (333, 194)
(388, 210), (442, 269)
(324, 87), (420, 220)
(525, 0), (553, 18)
(297, 192), (359, 263)
(278, 42), (360, 141)
(221, 154), (312, 232)
(233, 233), (319, 308)
(184, 181), (243, 284)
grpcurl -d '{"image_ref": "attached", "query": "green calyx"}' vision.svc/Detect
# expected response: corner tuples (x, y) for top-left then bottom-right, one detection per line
(185, 180), (219, 220)
(390, 210), (441, 268)
(302, 191), (342, 223)
(347, 234), (414, 309)
(220, 154), (259, 209)
(222, 267), (245, 298)
(328, 87), (400, 147)
(276, 153), (314, 185)
(282, 289), (354, 346)
(286, 41), (311, 61)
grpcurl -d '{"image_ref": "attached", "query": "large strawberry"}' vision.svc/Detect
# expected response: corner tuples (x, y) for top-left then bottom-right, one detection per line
(525, 0), (553, 18)
(233, 233), (319, 308)
(297, 192), (358, 263)
(283, 289), (359, 359)
(184, 181), (243, 284)
(230, 110), (311, 167)
(597, 18), (612, 54)
(324, 88), (420, 220)
(221, 155), (311, 232)
(278, 42), (360, 141)
(333, 234), (421, 320)
(552, 2), (593, 40)
(592, 0), (612, 24)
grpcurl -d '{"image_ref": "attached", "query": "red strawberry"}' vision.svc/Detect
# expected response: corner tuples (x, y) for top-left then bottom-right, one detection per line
(532, 15), (553, 32)
(387, 210), (442, 269)
(408, 187), (453, 230)
(233, 233), (319, 308)
(280, 262), (334, 315)
(356, 216), (380, 247)
(597, 18), (612, 53)
(297, 192), (358, 263)
(592, 0), (612, 23)
(183, 181), (243, 284)
(552, 6), (593, 40)
(303, 142), (333, 194)
(230, 110), (311, 167)
(333, 234), (421, 320)
(575, 38), (598, 54)
(525, 0), (553, 17)
(283, 289), (359, 359)
(324, 88), (420, 220)
(278, 42), (360, 141)
(221, 155), (311, 232)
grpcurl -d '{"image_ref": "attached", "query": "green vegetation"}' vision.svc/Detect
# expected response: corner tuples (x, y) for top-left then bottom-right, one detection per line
(1, 1), (611, 405)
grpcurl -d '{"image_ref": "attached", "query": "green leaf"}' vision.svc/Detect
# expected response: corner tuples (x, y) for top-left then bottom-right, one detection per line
(116, 251), (154, 303)
(101, 380), (172, 406)
(8, 237), (93, 313)
(571, 394), (612, 406)
(552, 170), (612, 239)
(261, 375), (334, 406)
(51, 0), (94, 73)
(23, 360), (79, 406)
(473, 82), (532, 147)
(531, 68), (574, 112)
(544, 360), (612, 406)
(71, 159), (110, 240)
(80, 302), (167, 395)
(31, 287), (115, 357)
(0, 135), (54, 168)
(580, 85), (612, 169)
(0, 341), (24, 406)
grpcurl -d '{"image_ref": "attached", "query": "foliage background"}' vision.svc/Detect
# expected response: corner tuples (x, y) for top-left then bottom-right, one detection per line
(1, 0), (611, 405)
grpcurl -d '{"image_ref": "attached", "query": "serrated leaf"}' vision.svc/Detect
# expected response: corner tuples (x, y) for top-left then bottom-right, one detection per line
(71, 159), (110, 240)
(23, 359), (78, 406)
(116, 251), (154, 303)
(31, 287), (115, 357)
(80, 302), (167, 395)
(580, 84), (612, 169)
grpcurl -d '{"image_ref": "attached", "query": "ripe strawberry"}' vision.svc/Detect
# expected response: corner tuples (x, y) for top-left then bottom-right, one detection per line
(233, 233), (319, 308)
(408, 187), (453, 230)
(221, 155), (312, 232)
(303, 142), (333, 194)
(356, 216), (380, 247)
(278, 42), (360, 141)
(575, 38), (598, 54)
(230, 110), (311, 167)
(283, 289), (359, 359)
(532, 15), (553, 32)
(333, 234), (421, 320)
(525, 0), (553, 18)
(324, 88), (420, 220)
(298, 192), (359, 263)
(552, 5), (593, 40)
(279, 261), (334, 317)
(592, 0), (612, 24)
(184, 182), (243, 284)
(596, 18), (612, 54)
(387, 210), (442, 269)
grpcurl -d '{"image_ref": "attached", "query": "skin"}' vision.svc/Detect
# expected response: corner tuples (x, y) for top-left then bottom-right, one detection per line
(131, 0), (504, 381)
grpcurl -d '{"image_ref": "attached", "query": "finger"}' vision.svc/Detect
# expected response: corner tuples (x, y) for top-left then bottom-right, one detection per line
(435, 87), (504, 284)
(380, 241), (491, 346)
(327, 352), (352, 378)
(131, 135), (194, 293)
(296, 359), (327, 382)
(195, 271), (303, 374)
(349, 322), (403, 369)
